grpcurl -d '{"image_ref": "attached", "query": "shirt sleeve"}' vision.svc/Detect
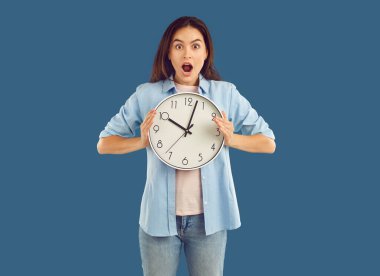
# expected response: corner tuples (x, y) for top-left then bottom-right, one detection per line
(99, 91), (143, 139)
(229, 83), (275, 140)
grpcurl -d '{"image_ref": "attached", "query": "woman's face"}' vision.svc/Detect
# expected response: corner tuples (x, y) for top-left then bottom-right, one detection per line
(168, 26), (208, 86)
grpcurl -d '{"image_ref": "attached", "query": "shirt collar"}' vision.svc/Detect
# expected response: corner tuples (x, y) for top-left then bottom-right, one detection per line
(162, 73), (210, 95)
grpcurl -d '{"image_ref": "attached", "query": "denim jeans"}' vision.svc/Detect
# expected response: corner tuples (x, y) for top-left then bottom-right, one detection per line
(139, 213), (227, 276)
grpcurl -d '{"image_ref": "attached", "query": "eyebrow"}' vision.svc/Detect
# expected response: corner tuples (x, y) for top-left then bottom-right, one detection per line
(172, 39), (203, 44)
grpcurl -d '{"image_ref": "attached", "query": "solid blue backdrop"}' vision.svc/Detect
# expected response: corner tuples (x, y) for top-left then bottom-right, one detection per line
(1, 0), (379, 275)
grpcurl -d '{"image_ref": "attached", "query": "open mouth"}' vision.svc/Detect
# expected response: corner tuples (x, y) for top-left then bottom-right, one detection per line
(182, 63), (193, 73)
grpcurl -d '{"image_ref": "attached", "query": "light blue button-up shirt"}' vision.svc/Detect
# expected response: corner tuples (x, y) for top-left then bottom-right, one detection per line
(99, 74), (275, 237)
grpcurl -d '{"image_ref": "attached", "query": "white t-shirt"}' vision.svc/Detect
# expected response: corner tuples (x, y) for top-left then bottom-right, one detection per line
(174, 82), (204, 216)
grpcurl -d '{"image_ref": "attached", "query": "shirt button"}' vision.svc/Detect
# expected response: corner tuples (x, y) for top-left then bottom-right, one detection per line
(202, 176), (205, 180)
(204, 201), (208, 205)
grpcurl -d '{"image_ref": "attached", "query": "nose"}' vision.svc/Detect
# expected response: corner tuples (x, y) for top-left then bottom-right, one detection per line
(183, 47), (192, 59)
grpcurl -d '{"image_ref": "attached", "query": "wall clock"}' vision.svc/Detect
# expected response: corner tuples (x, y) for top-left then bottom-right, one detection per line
(148, 92), (224, 170)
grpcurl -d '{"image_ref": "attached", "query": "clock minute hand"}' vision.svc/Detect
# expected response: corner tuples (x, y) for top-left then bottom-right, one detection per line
(168, 118), (192, 135)
(185, 100), (198, 137)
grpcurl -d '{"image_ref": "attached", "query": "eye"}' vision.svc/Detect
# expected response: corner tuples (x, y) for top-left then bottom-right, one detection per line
(193, 44), (200, 49)
(175, 44), (182, 50)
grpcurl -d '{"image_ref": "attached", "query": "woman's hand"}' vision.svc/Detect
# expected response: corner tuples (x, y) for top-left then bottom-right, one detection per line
(140, 109), (157, 148)
(213, 111), (235, 146)
(213, 110), (276, 153)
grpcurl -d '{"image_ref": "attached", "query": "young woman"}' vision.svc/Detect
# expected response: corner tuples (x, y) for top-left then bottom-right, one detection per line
(98, 16), (275, 276)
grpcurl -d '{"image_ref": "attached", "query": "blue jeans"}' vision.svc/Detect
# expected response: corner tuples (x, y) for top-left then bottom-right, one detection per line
(139, 213), (227, 276)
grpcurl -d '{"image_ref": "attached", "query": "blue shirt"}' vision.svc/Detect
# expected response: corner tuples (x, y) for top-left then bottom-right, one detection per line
(99, 74), (275, 237)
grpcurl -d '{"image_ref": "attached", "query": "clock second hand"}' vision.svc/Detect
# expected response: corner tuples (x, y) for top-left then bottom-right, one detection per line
(164, 124), (194, 154)
(165, 132), (185, 154)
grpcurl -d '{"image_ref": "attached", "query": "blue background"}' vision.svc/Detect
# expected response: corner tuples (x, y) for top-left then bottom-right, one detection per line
(1, 0), (379, 275)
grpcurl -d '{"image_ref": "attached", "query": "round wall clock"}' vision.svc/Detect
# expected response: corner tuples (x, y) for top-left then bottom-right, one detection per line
(148, 92), (224, 170)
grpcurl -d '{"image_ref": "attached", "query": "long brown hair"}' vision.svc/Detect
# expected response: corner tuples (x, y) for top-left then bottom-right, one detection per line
(150, 16), (221, 82)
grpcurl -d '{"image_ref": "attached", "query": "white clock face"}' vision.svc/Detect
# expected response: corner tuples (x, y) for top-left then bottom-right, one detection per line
(149, 92), (224, 170)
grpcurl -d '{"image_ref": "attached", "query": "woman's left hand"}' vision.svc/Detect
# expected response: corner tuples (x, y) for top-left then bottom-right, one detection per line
(213, 111), (235, 146)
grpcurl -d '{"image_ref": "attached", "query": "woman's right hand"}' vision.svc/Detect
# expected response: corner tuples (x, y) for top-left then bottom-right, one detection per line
(140, 109), (157, 148)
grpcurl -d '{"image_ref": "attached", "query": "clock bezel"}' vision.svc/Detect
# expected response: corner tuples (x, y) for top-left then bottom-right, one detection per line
(148, 92), (225, 170)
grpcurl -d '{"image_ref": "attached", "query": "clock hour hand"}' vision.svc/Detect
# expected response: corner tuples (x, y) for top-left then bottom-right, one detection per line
(168, 118), (192, 135)
(185, 100), (198, 137)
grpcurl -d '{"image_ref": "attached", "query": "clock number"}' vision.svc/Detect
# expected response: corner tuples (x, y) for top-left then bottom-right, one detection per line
(160, 112), (169, 120)
(182, 157), (189, 165)
(211, 143), (215, 151)
(198, 153), (203, 162)
(168, 151), (173, 160)
(157, 140), (163, 148)
(216, 128), (221, 136)
(153, 125), (159, 133)
(202, 102), (205, 110)
(171, 100), (177, 109)
(211, 113), (216, 120)
(185, 97), (193, 106)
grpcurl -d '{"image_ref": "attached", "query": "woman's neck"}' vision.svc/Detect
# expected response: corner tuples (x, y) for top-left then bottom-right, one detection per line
(174, 82), (198, 93)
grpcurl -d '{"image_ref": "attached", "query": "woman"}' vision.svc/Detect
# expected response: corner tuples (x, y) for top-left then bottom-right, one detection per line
(98, 16), (275, 276)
